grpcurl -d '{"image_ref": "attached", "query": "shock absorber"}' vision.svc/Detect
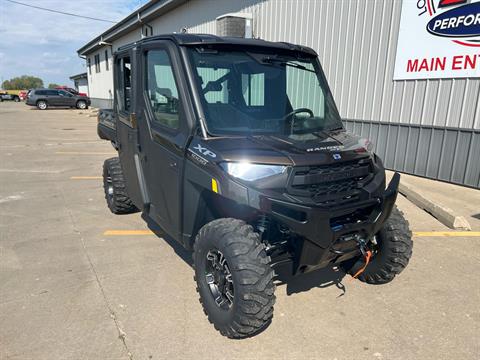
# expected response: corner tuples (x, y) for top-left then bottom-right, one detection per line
(256, 213), (270, 236)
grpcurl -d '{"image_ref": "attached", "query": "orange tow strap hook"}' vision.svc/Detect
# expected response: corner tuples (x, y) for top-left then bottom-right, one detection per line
(352, 250), (372, 279)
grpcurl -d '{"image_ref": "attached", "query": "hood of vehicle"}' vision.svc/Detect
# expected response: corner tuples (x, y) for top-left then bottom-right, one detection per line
(196, 130), (372, 167)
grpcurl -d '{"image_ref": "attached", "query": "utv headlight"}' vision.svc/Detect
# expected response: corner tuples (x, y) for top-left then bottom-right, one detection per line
(221, 162), (286, 182)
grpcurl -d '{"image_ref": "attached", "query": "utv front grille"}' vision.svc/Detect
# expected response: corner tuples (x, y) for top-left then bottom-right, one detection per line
(287, 158), (373, 207)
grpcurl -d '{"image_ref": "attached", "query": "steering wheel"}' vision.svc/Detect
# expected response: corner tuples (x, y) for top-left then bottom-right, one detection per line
(283, 108), (314, 134)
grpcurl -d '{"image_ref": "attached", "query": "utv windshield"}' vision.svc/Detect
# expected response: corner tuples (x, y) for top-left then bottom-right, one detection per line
(187, 47), (343, 137)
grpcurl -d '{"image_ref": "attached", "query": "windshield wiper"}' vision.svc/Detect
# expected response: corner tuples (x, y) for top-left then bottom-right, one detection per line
(261, 57), (316, 73)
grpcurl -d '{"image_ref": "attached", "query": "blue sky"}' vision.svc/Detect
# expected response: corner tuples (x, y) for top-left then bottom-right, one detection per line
(0, 0), (148, 87)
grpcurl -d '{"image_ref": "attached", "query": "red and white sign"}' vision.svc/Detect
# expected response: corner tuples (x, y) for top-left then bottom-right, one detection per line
(394, 0), (480, 80)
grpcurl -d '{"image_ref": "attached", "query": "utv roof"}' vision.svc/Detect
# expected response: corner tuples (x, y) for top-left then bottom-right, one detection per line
(116, 33), (317, 56)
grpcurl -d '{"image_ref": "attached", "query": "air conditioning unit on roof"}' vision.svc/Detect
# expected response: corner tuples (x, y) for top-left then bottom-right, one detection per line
(216, 12), (253, 38)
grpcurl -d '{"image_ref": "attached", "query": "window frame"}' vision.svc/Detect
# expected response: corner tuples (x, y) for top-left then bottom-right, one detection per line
(143, 47), (182, 134)
(114, 55), (133, 120)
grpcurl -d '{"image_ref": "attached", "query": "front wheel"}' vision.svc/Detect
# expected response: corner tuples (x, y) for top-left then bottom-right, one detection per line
(36, 100), (47, 110)
(346, 206), (413, 284)
(13, 96), (20, 102)
(194, 218), (276, 338)
(76, 100), (87, 109)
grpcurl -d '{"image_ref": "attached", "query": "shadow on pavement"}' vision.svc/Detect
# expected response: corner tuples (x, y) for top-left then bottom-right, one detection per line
(143, 214), (347, 297)
(274, 263), (347, 297)
(143, 213), (194, 267)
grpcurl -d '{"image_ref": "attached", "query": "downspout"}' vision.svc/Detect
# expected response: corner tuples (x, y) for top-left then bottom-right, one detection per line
(138, 12), (153, 38)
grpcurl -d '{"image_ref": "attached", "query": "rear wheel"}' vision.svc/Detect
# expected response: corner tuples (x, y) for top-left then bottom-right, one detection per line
(103, 157), (138, 214)
(36, 100), (47, 110)
(347, 206), (413, 284)
(13, 96), (20, 102)
(194, 218), (276, 338)
(76, 100), (87, 109)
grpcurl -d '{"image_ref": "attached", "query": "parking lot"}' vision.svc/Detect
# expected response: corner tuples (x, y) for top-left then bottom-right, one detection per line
(0, 102), (479, 360)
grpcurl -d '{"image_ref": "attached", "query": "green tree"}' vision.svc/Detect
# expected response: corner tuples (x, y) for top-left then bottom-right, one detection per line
(48, 83), (61, 89)
(1, 76), (44, 90)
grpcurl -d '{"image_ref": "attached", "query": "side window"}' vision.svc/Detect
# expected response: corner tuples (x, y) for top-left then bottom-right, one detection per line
(241, 73), (265, 106)
(46, 90), (58, 96)
(145, 50), (180, 129)
(95, 54), (101, 73)
(105, 50), (109, 71)
(59, 90), (73, 97)
(116, 57), (131, 112)
(196, 67), (229, 104)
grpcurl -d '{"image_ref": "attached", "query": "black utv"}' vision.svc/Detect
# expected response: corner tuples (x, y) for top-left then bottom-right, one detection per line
(98, 34), (413, 338)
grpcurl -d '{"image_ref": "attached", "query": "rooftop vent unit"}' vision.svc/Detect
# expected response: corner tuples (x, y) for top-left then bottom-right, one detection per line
(216, 12), (253, 38)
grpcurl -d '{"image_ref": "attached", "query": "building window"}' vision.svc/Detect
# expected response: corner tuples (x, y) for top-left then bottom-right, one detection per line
(87, 57), (91, 75)
(105, 50), (109, 71)
(94, 54), (100, 73)
(146, 50), (180, 129)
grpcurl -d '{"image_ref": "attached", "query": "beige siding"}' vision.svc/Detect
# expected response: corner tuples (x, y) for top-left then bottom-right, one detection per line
(92, 0), (480, 130)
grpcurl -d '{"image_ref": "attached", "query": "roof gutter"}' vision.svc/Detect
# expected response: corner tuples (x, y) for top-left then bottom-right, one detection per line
(77, 0), (185, 56)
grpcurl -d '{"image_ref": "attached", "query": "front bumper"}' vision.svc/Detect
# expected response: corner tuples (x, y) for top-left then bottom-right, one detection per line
(261, 173), (400, 274)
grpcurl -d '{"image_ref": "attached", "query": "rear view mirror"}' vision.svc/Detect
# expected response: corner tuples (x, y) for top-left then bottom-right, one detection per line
(203, 81), (223, 94)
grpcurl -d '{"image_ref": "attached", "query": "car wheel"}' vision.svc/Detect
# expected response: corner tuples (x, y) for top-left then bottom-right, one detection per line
(14, 96), (20, 102)
(194, 218), (276, 338)
(103, 157), (139, 214)
(36, 100), (48, 110)
(76, 100), (87, 109)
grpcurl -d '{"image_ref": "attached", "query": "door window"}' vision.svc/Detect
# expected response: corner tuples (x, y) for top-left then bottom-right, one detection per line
(116, 57), (132, 112)
(58, 90), (73, 97)
(145, 50), (180, 129)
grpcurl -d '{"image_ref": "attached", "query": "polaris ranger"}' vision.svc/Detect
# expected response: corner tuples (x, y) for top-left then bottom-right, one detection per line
(98, 34), (413, 338)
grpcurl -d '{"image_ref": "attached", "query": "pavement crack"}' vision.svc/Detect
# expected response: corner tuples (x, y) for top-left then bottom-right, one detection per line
(58, 186), (134, 360)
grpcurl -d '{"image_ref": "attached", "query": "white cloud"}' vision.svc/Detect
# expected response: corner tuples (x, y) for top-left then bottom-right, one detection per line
(0, 0), (147, 86)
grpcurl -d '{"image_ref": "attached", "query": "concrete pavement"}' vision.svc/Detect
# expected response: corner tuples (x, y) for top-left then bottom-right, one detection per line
(1, 102), (479, 360)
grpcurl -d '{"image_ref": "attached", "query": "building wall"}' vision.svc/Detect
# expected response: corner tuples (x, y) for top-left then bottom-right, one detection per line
(77, 78), (89, 96)
(85, 0), (480, 187)
(86, 47), (114, 108)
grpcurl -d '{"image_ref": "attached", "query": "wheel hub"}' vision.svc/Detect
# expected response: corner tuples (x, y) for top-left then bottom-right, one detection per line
(205, 249), (234, 309)
(106, 176), (114, 199)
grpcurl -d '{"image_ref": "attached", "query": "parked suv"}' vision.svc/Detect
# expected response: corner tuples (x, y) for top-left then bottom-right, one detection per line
(26, 89), (90, 110)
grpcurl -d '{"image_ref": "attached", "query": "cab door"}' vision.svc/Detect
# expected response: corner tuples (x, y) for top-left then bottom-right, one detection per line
(113, 52), (144, 208)
(136, 42), (192, 240)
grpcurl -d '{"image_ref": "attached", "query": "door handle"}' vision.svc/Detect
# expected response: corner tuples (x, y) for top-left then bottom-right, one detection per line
(169, 161), (177, 168)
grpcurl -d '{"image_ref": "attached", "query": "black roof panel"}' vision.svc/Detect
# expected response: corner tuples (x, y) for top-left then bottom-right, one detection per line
(117, 33), (317, 56)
